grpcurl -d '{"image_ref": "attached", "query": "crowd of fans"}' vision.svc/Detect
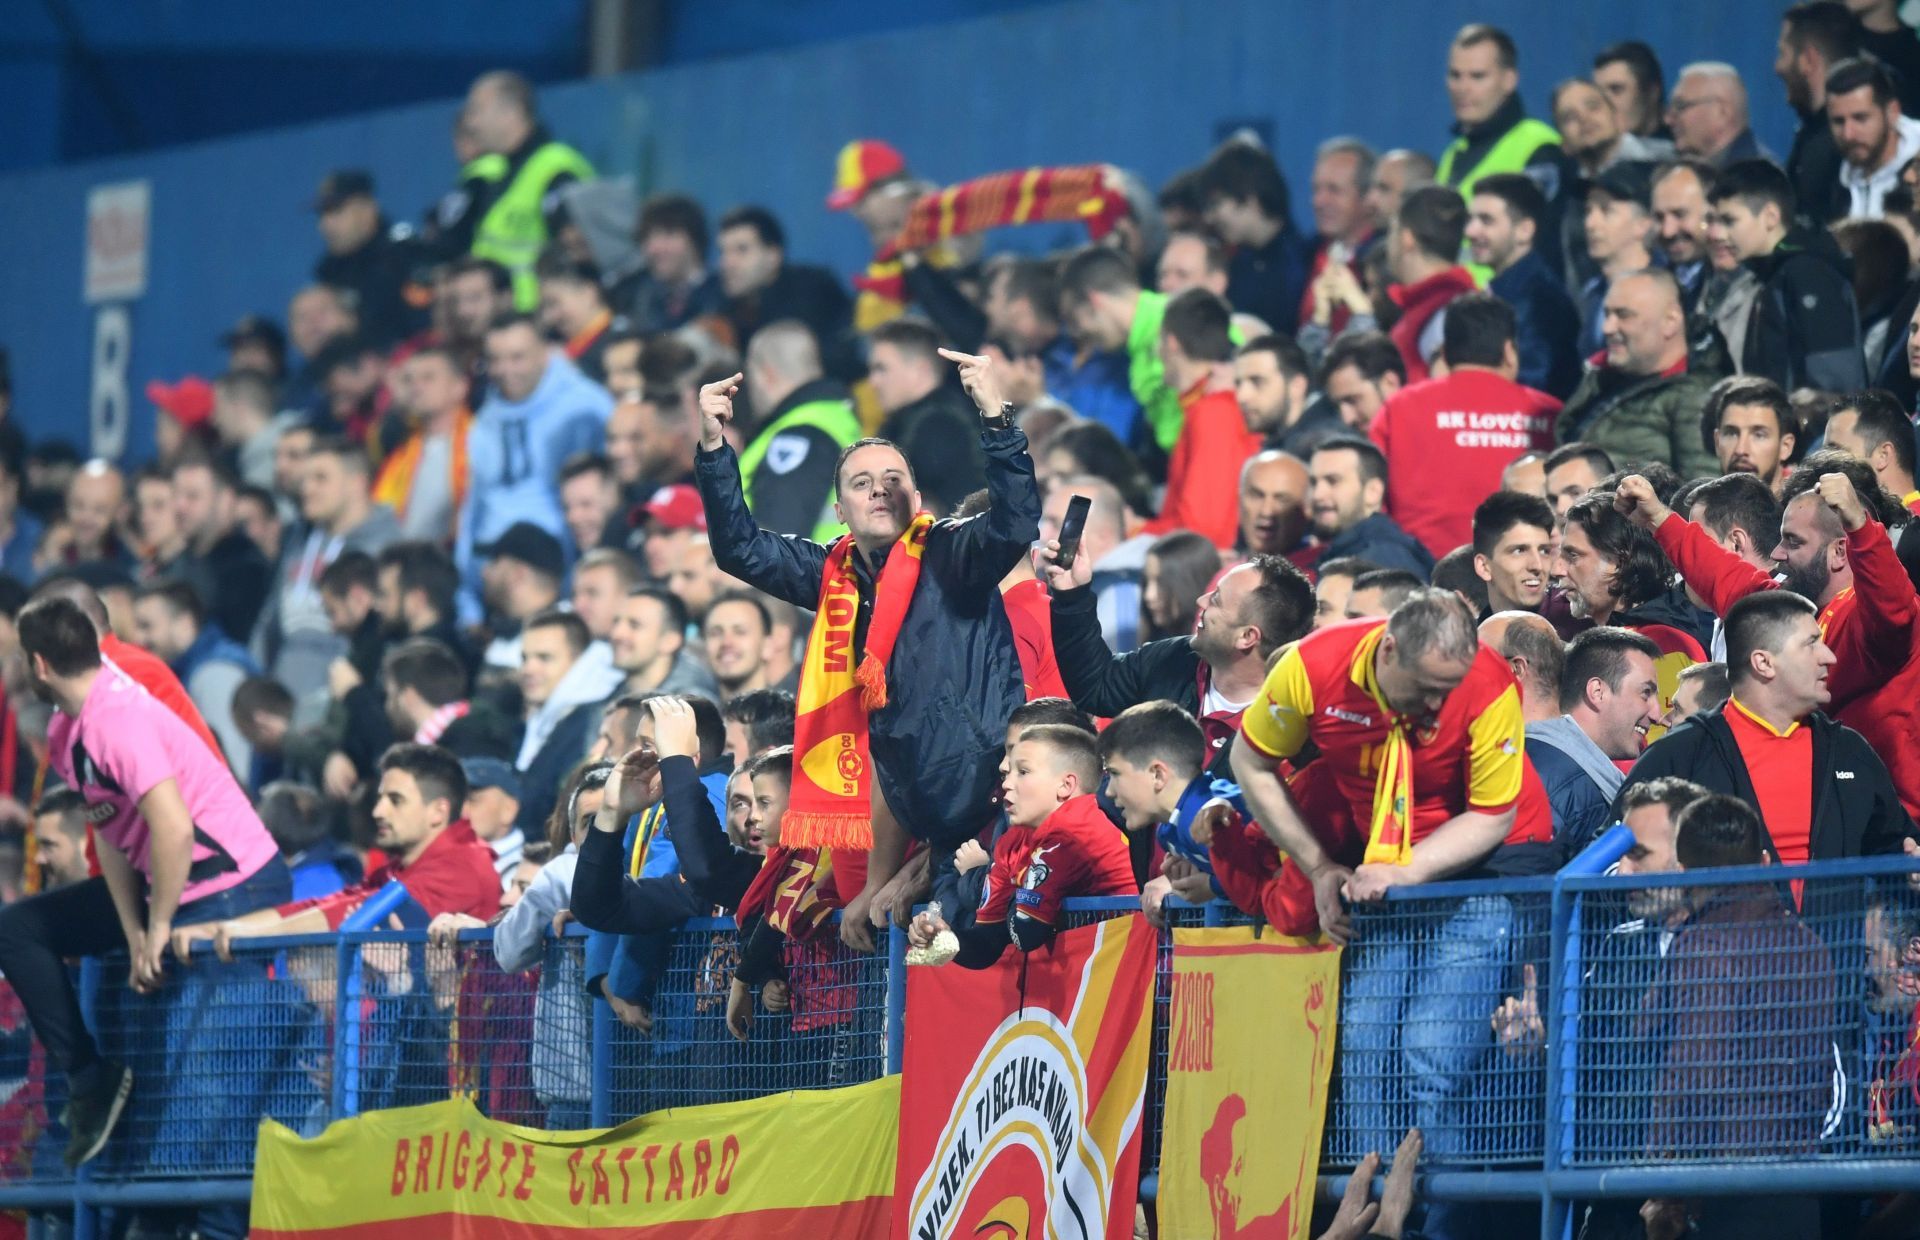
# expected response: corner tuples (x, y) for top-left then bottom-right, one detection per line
(5, 7), (1920, 1236)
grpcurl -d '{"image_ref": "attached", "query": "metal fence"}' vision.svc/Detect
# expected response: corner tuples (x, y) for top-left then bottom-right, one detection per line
(2, 852), (1919, 1235)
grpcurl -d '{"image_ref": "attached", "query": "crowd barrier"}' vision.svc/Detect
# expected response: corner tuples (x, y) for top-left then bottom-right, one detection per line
(0, 845), (1917, 1236)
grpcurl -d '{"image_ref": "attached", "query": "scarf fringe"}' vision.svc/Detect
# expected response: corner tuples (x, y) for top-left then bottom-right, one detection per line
(782, 811), (874, 852)
(854, 655), (889, 712)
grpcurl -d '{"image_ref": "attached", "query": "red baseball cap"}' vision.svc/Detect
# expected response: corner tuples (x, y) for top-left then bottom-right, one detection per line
(637, 484), (708, 532)
(146, 376), (215, 428)
(827, 140), (906, 210)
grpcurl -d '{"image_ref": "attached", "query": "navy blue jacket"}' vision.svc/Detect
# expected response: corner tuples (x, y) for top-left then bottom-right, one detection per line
(1490, 251), (1581, 399)
(1313, 512), (1435, 580)
(1525, 735), (1614, 863)
(695, 424), (1040, 847)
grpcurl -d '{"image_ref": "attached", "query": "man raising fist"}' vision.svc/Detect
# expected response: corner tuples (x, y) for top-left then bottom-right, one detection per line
(1614, 454), (1920, 818)
(692, 349), (1043, 950)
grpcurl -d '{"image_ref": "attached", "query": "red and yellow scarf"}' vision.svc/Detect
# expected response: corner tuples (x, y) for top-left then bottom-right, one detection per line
(372, 408), (472, 539)
(1350, 626), (1415, 867)
(784, 514), (933, 850)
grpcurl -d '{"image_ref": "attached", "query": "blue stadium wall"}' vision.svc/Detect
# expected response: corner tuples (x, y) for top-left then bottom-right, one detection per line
(0, 0), (1787, 461)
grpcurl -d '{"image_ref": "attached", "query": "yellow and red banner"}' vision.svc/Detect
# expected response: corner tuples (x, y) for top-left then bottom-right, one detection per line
(893, 916), (1156, 1240)
(250, 1075), (899, 1239)
(1159, 927), (1342, 1240)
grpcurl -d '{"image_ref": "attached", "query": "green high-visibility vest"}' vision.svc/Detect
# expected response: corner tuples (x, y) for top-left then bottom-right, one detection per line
(1437, 117), (1561, 199)
(737, 397), (864, 543)
(1128, 290), (1244, 453)
(471, 141), (596, 310)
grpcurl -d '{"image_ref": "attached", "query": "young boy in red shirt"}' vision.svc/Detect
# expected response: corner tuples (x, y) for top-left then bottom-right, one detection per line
(908, 724), (1136, 967)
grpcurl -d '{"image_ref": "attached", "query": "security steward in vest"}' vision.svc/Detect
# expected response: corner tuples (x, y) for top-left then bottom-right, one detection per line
(1438, 25), (1573, 274)
(460, 71), (595, 311)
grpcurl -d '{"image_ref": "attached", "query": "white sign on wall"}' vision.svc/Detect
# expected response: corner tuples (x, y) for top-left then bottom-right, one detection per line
(84, 180), (150, 305)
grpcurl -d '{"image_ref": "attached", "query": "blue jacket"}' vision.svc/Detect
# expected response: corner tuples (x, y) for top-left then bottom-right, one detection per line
(1525, 724), (1619, 864)
(1042, 335), (1141, 446)
(1157, 775), (1247, 899)
(1490, 251), (1581, 399)
(0, 511), (42, 585)
(694, 423), (1041, 847)
(457, 351), (610, 606)
(172, 623), (259, 686)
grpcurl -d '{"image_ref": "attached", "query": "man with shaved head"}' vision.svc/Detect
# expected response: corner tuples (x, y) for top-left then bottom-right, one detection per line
(1557, 269), (1717, 477)
(1238, 450), (1311, 561)
(38, 461), (127, 575)
(1670, 63), (1774, 167)
(734, 320), (861, 541)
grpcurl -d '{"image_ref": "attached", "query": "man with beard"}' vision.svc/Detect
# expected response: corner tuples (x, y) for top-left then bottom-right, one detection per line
(1554, 491), (1708, 718)
(1776, 2), (1861, 223)
(1616, 456), (1920, 818)
(0, 597), (289, 1171)
(1306, 437), (1433, 578)
(1472, 491), (1556, 616)
(1707, 375), (1799, 496)
(1829, 56), (1920, 219)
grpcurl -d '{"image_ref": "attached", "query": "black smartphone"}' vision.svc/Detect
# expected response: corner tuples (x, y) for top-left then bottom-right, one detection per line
(1054, 494), (1092, 567)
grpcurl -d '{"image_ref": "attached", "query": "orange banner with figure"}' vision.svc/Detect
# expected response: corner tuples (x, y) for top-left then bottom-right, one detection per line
(892, 916), (1157, 1240)
(250, 1076), (898, 1238)
(1159, 928), (1342, 1240)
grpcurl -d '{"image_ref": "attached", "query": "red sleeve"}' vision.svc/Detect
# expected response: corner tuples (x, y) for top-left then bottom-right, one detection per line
(1653, 514), (1777, 616)
(974, 833), (1023, 925)
(1843, 521), (1919, 653)
(276, 880), (378, 930)
(1144, 403), (1258, 547)
(1207, 819), (1282, 916)
(405, 854), (508, 921)
(1368, 404), (1390, 456)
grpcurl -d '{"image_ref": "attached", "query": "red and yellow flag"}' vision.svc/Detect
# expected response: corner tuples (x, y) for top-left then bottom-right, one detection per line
(250, 1076), (898, 1239)
(893, 916), (1157, 1240)
(1160, 928), (1342, 1240)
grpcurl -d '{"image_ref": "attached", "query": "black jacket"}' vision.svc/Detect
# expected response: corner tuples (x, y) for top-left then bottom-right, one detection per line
(571, 755), (739, 935)
(726, 263), (856, 380)
(172, 530), (271, 649)
(695, 424), (1040, 846)
(878, 385), (987, 517)
(314, 223), (424, 349)
(1616, 705), (1916, 860)
(1313, 512), (1434, 579)
(1489, 251), (1582, 398)
(1785, 110), (1847, 225)
(1051, 584), (1239, 779)
(515, 704), (597, 837)
(1741, 224), (1867, 394)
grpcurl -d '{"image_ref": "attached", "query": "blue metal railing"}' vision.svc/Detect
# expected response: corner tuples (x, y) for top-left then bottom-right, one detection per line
(0, 855), (1916, 1235)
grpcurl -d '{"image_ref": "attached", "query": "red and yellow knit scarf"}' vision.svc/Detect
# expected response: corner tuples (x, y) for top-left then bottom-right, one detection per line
(1350, 626), (1416, 867)
(783, 514), (933, 850)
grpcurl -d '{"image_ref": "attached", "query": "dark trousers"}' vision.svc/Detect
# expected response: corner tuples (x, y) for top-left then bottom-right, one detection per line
(0, 859), (292, 1080)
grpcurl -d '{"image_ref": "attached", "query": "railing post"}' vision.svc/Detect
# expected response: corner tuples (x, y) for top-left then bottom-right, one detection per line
(885, 919), (907, 1075)
(71, 957), (103, 1240)
(590, 997), (613, 1129)
(1541, 876), (1571, 1240)
(331, 933), (357, 1120)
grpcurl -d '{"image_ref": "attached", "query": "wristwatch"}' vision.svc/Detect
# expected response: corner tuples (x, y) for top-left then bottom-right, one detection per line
(981, 401), (1015, 430)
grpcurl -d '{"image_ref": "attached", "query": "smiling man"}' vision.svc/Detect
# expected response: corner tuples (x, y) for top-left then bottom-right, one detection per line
(1472, 490), (1557, 616)
(694, 350), (1039, 950)
(1527, 627), (1663, 860)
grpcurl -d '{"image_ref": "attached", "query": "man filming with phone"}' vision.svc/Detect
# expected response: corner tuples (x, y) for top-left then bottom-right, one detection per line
(693, 346), (1042, 950)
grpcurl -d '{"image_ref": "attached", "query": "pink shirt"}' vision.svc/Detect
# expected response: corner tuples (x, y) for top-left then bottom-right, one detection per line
(49, 665), (278, 904)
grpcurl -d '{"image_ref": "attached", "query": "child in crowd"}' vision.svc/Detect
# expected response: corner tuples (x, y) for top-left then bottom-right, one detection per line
(908, 723), (1136, 968)
(1099, 700), (1317, 934)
